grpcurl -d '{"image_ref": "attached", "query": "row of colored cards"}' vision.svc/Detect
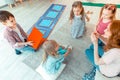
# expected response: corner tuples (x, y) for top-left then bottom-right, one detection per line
(27, 4), (66, 49)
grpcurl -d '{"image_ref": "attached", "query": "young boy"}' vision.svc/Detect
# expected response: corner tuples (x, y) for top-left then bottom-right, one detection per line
(0, 10), (34, 55)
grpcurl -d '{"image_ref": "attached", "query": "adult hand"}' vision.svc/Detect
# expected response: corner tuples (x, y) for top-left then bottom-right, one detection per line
(91, 32), (98, 44)
(94, 30), (101, 38)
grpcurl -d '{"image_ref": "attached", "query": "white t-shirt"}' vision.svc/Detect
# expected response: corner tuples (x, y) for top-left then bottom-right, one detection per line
(13, 26), (25, 48)
(99, 48), (120, 77)
(13, 26), (24, 42)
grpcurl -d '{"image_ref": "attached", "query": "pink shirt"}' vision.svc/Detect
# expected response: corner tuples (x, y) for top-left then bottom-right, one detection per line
(96, 19), (111, 35)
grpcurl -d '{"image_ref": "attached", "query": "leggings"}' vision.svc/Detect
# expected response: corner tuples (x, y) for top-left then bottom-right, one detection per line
(85, 39), (104, 70)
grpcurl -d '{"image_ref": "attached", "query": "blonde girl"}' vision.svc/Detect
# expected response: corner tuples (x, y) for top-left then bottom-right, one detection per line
(42, 40), (72, 74)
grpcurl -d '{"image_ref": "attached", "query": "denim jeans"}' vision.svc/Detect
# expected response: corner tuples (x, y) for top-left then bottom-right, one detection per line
(85, 39), (104, 70)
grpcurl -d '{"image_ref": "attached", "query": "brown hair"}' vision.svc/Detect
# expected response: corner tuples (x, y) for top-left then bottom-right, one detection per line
(104, 20), (120, 51)
(0, 10), (14, 22)
(69, 1), (84, 20)
(99, 4), (117, 21)
(42, 40), (59, 63)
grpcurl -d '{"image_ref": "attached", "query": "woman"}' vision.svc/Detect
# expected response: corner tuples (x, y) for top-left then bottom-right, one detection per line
(87, 20), (120, 77)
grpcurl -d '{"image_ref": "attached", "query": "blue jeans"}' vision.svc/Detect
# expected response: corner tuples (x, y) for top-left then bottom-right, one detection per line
(85, 39), (104, 70)
(16, 46), (35, 53)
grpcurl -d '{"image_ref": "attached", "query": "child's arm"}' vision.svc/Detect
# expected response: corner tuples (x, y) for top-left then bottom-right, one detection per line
(64, 48), (72, 57)
(85, 11), (93, 22)
(86, 11), (93, 14)
(85, 14), (90, 22)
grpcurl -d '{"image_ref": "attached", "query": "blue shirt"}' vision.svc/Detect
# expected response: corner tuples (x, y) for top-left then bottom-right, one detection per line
(42, 46), (67, 74)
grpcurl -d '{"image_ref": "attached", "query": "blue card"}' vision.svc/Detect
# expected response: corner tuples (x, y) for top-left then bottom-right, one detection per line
(39, 19), (52, 27)
(46, 11), (59, 18)
(52, 5), (62, 11)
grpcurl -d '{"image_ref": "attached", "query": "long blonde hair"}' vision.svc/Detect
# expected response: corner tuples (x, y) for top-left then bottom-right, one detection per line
(42, 40), (58, 63)
(104, 20), (120, 51)
(99, 4), (117, 21)
(69, 1), (84, 20)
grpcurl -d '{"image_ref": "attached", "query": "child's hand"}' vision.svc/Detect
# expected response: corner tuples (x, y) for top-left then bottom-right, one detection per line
(64, 46), (72, 57)
(67, 48), (72, 52)
(26, 41), (33, 46)
(86, 17), (90, 22)
(85, 11), (93, 22)
(85, 15), (90, 22)
(86, 11), (93, 14)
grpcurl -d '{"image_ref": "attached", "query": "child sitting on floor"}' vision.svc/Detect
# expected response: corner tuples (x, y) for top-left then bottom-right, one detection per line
(41, 40), (72, 74)
(69, 1), (92, 39)
(0, 10), (35, 55)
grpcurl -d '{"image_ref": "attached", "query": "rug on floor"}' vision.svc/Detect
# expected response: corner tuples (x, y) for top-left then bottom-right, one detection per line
(28, 4), (66, 38)
(23, 21), (94, 80)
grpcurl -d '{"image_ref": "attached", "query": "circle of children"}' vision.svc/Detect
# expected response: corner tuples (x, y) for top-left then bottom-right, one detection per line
(0, 1), (120, 78)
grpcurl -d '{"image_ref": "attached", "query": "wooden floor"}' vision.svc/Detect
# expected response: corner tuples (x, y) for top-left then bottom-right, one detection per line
(0, 0), (120, 80)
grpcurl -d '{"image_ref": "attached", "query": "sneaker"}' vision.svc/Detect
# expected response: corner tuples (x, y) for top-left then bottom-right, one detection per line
(15, 49), (22, 55)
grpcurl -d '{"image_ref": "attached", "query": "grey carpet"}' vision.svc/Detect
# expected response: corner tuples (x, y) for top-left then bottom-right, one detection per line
(23, 21), (94, 80)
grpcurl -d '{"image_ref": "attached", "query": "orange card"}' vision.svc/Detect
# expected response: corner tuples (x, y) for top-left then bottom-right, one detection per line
(27, 27), (46, 50)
